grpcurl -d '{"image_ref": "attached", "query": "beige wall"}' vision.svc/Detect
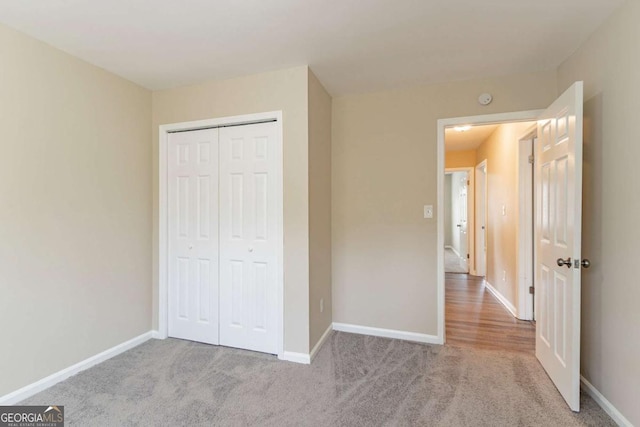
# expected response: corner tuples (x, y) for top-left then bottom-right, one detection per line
(0, 24), (152, 396)
(445, 150), (476, 169)
(557, 1), (639, 423)
(308, 70), (333, 349)
(475, 122), (534, 308)
(332, 71), (557, 335)
(152, 66), (311, 353)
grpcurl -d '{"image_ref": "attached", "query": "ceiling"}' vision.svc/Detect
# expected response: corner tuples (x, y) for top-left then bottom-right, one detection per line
(445, 124), (500, 151)
(0, 0), (624, 95)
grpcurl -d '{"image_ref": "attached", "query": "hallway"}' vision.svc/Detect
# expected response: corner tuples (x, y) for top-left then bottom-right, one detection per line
(445, 273), (535, 352)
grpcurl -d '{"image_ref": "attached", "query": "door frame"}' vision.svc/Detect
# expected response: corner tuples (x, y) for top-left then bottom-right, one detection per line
(516, 128), (537, 321)
(474, 159), (487, 277)
(157, 111), (284, 359)
(436, 110), (543, 343)
(444, 167), (474, 274)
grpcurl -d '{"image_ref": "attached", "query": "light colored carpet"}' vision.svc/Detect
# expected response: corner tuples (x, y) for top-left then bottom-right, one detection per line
(445, 248), (467, 273)
(22, 332), (613, 426)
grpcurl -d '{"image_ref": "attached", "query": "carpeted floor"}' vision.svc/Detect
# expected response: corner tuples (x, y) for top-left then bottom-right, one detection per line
(22, 332), (613, 426)
(445, 248), (467, 274)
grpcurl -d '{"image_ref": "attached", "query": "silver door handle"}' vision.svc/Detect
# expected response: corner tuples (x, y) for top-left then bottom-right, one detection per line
(581, 259), (591, 268)
(557, 257), (572, 268)
(248, 247), (254, 252)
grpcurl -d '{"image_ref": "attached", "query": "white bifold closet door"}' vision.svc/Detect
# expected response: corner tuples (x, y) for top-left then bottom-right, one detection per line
(219, 122), (279, 355)
(168, 128), (220, 345)
(168, 121), (279, 355)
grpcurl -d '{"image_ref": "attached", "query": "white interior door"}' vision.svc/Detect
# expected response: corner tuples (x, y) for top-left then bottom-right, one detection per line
(475, 164), (487, 277)
(458, 173), (469, 272)
(219, 122), (279, 354)
(535, 81), (583, 411)
(168, 128), (219, 345)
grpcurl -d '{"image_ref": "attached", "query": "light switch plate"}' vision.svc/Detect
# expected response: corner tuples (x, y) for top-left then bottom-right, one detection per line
(424, 205), (434, 219)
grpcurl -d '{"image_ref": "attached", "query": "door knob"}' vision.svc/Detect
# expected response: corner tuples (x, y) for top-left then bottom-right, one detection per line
(581, 259), (591, 269)
(248, 246), (254, 252)
(557, 257), (572, 268)
(189, 245), (193, 250)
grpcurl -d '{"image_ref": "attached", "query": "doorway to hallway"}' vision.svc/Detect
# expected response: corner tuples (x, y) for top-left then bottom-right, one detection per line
(443, 120), (537, 353)
(438, 83), (586, 411)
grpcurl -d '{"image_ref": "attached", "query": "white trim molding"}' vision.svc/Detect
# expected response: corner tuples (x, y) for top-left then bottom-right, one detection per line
(310, 324), (333, 362)
(279, 323), (334, 365)
(279, 352), (310, 365)
(437, 109), (544, 344)
(484, 281), (518, 318)
(516, 128), (537, 321)
(581, 376), (633, 427)
(0, 331), (156, 405)
(158, 111), (285, 359)
(474, 159), (488, 278)
(333, 323), (441, 345)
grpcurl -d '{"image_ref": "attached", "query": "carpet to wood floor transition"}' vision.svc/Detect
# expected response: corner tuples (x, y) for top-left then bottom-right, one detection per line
(22, 332), (614, 426)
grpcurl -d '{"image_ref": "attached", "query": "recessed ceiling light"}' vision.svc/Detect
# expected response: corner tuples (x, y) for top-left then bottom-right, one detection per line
(453, 125), (472, 132)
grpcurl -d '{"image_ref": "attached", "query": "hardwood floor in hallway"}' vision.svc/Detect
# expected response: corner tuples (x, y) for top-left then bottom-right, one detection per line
(445, 273), (535, 353)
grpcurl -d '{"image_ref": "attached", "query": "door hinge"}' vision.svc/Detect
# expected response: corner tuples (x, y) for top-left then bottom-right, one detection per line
(529, 286), (535, 295)
(467, 253), (470, 259)
(528, 155), (534, 164)
(467, 179), (470, 186)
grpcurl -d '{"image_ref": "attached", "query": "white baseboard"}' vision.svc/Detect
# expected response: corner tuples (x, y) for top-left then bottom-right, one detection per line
(448, 246), (461, 258)
(310, 324), (333, 362)
(580, 376), (633, 427)
(278, 351), (310, 365)
(151, 330), (162, 339)
(332, 322), (442, 345)
(0, 331), (156, 405)
(484, 280), (518, 318)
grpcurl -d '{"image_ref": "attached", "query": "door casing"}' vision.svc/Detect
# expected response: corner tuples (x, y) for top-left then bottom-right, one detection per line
(158, 111), (284, 359)
(474, 160), (487, 278)
(517, 131), (537, 321)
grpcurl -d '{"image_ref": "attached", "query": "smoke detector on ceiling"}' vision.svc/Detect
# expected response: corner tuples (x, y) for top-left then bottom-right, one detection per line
(478, 93), (493, 106)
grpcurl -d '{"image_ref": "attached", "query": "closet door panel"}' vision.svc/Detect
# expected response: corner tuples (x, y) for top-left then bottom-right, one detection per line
(219, 122), (278, 354)
(167, 128), (219, 344)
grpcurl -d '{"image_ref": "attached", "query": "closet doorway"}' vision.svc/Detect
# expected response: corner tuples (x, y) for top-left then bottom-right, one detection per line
(158, 112), (284, 356)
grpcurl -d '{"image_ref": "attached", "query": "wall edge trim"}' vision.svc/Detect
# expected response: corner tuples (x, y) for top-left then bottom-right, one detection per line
(484, 280), (518, 318)
(332, 322), (442, 345)
(279, 351), (311, 365)
(310, 324), (333, 362)
(580, 376), (633, 427)
(0, 331), (156, 405)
